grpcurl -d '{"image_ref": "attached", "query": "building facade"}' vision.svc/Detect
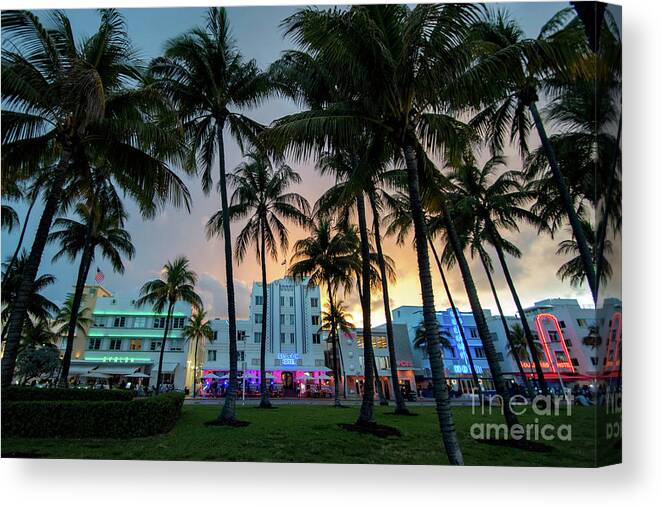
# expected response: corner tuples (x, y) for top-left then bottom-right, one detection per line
(60, 285), (193, 390)
(199, 277), (331, 397)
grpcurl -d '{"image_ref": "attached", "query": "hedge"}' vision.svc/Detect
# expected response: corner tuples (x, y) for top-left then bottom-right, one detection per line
(2, 386), (136, 402)
(2, 392), (184, 438)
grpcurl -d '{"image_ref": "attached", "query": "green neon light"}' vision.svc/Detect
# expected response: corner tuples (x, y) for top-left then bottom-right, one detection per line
(83, 355), (153, 364)
(92, 310), (187, 317)
(87, 329), (183, 338)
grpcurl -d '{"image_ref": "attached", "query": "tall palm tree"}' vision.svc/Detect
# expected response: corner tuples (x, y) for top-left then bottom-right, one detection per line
(413, 324), (452, 352)
(288, 216), (359, 407)
(150, 7), (271, 422)
(182, 310), (214, 398)
(208, 150), (309, 408)
(1, 9), (191, 386)
(469, 9), (597, 297)
(136, 256), (202, 394)
(47, 188), (135, 386)
(507, 323), (544, 379)
(449, 155), (549, 394)
(1, 252), (58, 343)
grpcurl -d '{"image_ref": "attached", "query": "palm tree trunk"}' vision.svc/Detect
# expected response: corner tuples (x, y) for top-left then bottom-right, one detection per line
(1, 151), (70, 387)
(355, 193), (375, 424)
(529, 102), (596, 299)
(58, 241), (94, 387)
(369, 194), (408, 414)
(193, 335), (199, 398)
(402, 139), (463, 464)
(216, 126), (239, 423)
(1, 192), (37, 290)
(372, 355), (388, 406)
(484, 216), (549, 396)
(439, 200), (519, 430)
(476, 245), (535, 399)
(258, 221), (271, 408)
(428, 239), (482, 397)
(327, 286), (342, 407)
(156, 302), (174, 394)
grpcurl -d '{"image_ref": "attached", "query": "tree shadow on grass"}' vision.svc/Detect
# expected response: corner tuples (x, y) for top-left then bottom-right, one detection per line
(204, 419), (251, 428)
(338, 422), (402, 438)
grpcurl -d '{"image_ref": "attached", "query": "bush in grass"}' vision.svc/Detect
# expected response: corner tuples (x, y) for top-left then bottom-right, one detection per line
(1, 392), (184, 438)
(2, 386), (136, 402)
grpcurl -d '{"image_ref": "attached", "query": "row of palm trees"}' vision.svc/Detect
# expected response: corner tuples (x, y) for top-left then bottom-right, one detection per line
(2, 4), (621, 465)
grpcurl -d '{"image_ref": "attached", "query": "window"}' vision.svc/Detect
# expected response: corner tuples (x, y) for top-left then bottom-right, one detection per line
(565, 339), (572, 348)
(130, 339), (142, 351)
(279, 313), (285, 323)
(590, 357), (598, 366)
(289, 314), (295, 325)
(577, 319), (587, 327)
(558, 320), (566, 328)
(312, 333), (321, 344)
(548, 331), (559, 342)
(554, 350), (568, 363)
(255, 295), (263, 306)
(237, 330), (246, 341)
(109, 339), (122, 351)
(571, 358), (580, 367)
(237, 351), (245, 362)
(289, 297), (294, 306)
(113, 316), (126, 328)
(134, 317), (146, 328)
(490, 332), (499, 342)
(255, 313), (263, 324)
(213, 331), (218, 341)
(254, 332), (262, 343)
(150, 340), (161, 351)
(473, 347), (485, 358)
(88, 338), (101, 350)
(375, 336), (387, 348)
(376, 356), (390, 370)
(93, 316), (106, 327)
(172, 317), (185, 329)
(280, 296), (285, 306)
(290, 333), (295, 344)
(496, 352), (504, 362)
(469, 328), (479, 339)
(311, 315), (320, 326)
(310, 297), (319, 308)
(280, 332), (285, 344)
(153, 317), (166, 329)
(207, 350), (217, 361)
(169, 340), (182, 351)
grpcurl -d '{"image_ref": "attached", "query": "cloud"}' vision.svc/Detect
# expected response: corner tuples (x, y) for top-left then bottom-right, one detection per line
(197, 273), (251, 320)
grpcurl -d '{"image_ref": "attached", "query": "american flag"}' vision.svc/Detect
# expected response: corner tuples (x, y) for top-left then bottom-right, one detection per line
(94, 268), (105, 284)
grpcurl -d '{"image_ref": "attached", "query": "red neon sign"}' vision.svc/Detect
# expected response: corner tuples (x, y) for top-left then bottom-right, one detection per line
(604, 311), (622, 369)
(534, 313), (576, 374)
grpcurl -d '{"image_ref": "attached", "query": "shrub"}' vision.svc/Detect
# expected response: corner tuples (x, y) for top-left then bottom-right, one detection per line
(2, 392), (184, 438)
(2, 386), (135, 402)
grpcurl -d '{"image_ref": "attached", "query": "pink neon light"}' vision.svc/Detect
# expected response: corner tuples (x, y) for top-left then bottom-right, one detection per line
(604, 311), (622, 369)
(534, 313), (576, 374)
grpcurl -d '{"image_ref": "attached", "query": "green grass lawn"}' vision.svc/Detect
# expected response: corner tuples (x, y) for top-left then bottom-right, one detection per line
(2, 404), (618, 466)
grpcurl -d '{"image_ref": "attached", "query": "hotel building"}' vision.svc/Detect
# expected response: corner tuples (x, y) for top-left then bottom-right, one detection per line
(199, 277), (331, 397)
(59, 285), (193, 390)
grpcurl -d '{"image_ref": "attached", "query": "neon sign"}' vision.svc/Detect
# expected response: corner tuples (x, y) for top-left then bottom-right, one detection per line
(84, 355), (152, 364)
(277, 352), (300, 365)
(534, 314), (576, 374)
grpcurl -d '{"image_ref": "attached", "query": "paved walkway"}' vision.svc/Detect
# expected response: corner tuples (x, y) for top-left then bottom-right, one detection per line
(183, 397), (477, 407)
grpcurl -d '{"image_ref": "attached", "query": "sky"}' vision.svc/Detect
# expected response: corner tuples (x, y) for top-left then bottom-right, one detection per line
(1, 2), (605, 326)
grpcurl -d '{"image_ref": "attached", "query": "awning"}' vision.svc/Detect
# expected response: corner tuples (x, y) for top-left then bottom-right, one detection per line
(67, 366), (91, 376)
(95, 366), (138, 376)
(158, 363), (178, 374)
(268, 366), (331, 372)
(126, 372), (150, 378)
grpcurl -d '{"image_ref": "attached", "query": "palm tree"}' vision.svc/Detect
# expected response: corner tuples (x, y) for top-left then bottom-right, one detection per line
(321, 300), (355, 401)
(288, 215), (359, 407)
(582, 326), (602, 350)
(1, 252), (58, 343)
(136, 256), (203, 394)
(556, 220), (612, 288)
(182, 310), (214, 398)
(53, 295), (93, 338)
(507, 323), (544, 380)
(150, 7), (272, 422)
(1, 9), (191, 386)
(208, 150), (309, 408)
(20, 317), (58, 354)
(48, 189), (135, 386)
(449, 155), (549, 394)
(469, 9), (597, 297)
